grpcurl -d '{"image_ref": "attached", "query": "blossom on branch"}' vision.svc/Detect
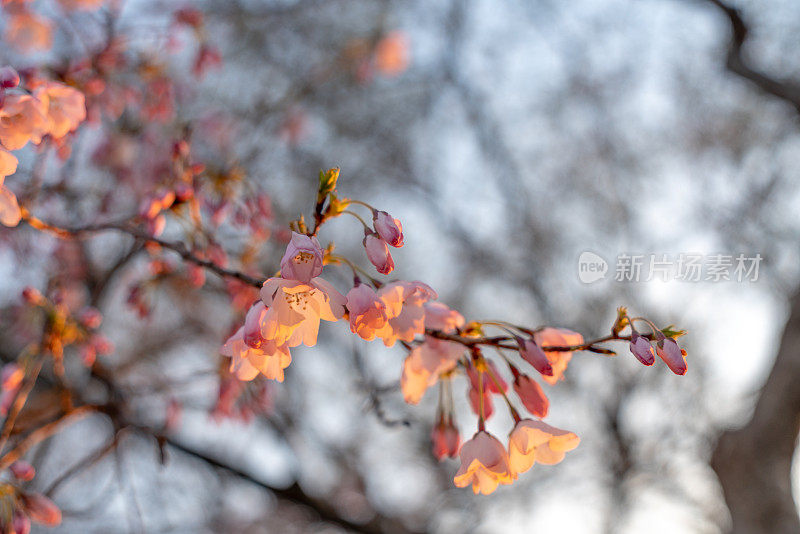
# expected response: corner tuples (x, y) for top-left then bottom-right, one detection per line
(453, 431), (514, 495)
(507, 419), (580, 475)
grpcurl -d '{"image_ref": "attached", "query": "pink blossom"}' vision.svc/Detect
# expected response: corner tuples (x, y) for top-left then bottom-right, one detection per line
(423, 301), (464, 333)
(363, 233), (394, 274)
(432, 417), (460, 460)
(375, 280), (437, 346)
(629, 332), (655, 366)
(12, 510), (30, 534)
(400, 337), (463, 403)
(508, 419), (580, 475)
(260, 276), (345, 347)
(5, 12), (53, 53)
(466, 359), (508, 394)
(372, 210), (403, 247)
(533, 327), (584, 385)
(656, 337), (687, 375)
(453, 431), (513, 495)
(346, 283), (387, 341)
(222, 326), (292, 382)
(34, 82), (87, 139)
(0, 94), (48, 150)
(280, 232), (324, 283)
(243, 301), (267, 348)
(513, 374), (549, 418)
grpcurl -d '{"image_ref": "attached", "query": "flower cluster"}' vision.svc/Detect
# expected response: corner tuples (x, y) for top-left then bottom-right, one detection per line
(219, 172), (689, 494)
(0, 66), (87, 227)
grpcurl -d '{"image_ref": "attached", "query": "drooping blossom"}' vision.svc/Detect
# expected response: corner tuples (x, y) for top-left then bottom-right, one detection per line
(453, 431), (514, 495)
(280, 232), (324, 283)
(512, 373), (549, 418)
(507, 419), (580, 475)
(33, 82), (87, 139)
(466, 359), (508, 394)
(0, 94), (48, 150)
(372, 210), (403, 247)
(432, 415), (460, 460)
(375, 280), (437, 346)
(401, 337), (463, 404)
(363, 232), (393, 274)
(533, 327), (584, 385)
(656, 337), (687, 375)
(222, 325), (292, 382)
(0, 154), (20, 226)
(345, 282), (387, 341)
(629, 331), (655, 366)
(259, 276), (345, 348)
(423, 301), (464, 333)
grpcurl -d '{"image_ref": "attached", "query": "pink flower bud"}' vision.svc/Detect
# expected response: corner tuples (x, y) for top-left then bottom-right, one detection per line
(517, 337), (553, 376)
(280, 232), (324, 282)
(0, 67), (20, 89)
(12, 511), (30, 534)
(373, 210), (403, 247)
(431, 418), (460, 460)
(364, 233), (394, 274)
(629, 332), (655, 366)
(656, 338), (687, 375)
(466, 360), (507, 394)
(9, 461), (35, 481)
(513, 374), (549, 418)
(20, 493), (61, 526)
(91, 335), (114, 356)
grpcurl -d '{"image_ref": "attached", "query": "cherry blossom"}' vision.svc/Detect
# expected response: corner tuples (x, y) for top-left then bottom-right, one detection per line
(222, 325), (292, 382)
(375, 280), (437, 346)
(453, 431), (514, 495)
(259, 277), (345, 348)
(34, 82), (87, 139)
(629, 331), (655, 366)
(512, 373), (549, 418)
(400, 336), (463, 403)
(280, 232), (324, 283)
(432, 416), (460, 460)
(507, 419), (580, 475)
(345, 282), (388, 341)
(0, 94), (48, 150)
(533, 327), (584, 385)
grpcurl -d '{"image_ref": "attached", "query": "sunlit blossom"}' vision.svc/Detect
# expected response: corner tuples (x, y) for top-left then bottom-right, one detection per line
(400, 336), (463, 403)
(222, 325), (292, 382)
(0, 94), (48, 150)
(346, 282), (387, 341)
(533, 327), (584, 385)
(453, 431), (513, 495)
(260, 277), (345, 347)
(280, 232), (324, 283)
(34, 82), (87, 139)
(375, 280), (437, 346)
(5, 12), (53, 53)
(372, 210), (403, 247)
(423, 301), (464, 333)
(507, 419), (580, 475)
(656, 337), (687, 375)
(364, 232), (394, 274)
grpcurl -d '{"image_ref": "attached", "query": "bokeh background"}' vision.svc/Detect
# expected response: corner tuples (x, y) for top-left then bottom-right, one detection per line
(3, 0), (800, 532)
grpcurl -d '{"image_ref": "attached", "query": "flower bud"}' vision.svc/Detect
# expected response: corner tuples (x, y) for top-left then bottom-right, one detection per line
(629, 332), (655, 366)
(431, 417), (460, 460)
(20, 493), (61, 526)
(656, 338), (687, 375)
(364, 233), (394, 274)
(513, 374), (549, 418)
(10, 460), (35, 481)
(516, 336), (553, 376)
(373, 210), (403, 247)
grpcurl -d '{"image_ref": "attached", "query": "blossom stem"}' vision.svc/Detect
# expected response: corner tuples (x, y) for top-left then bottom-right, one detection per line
(347, 199), (375, 213)
(341, 210), (371, 230)
(484, 359), (521, 424)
